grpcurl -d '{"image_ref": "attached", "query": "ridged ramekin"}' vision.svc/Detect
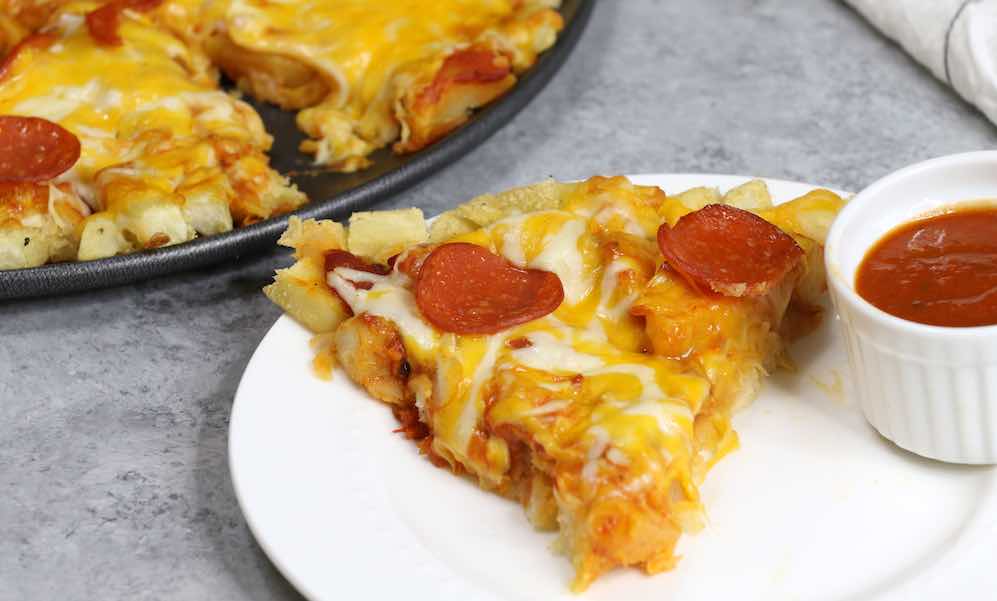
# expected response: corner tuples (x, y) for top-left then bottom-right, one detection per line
(825, 151), (997, 464)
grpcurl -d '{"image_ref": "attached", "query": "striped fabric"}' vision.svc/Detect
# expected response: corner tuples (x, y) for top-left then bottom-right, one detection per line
(846, 0), (997, 126)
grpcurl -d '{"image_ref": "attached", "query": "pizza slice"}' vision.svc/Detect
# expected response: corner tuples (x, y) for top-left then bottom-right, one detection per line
(199, 0), (564, 171)
(264, 176), (845, 590)
(0, 0), (305, 268)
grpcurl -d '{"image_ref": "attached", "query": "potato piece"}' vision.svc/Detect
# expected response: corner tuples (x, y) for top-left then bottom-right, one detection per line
(427, 212), (478, 243)
(182, 194), (234, 237)
(454, 194), (511, 226)
(296, 103), (377, 172)
(430, 179), (570, 241)
(178, 175), (235, 236)
(659, 186), (723, 226)
(493, 179), (568, 213)
(492, 2), (564, 72)
(267, 216), (352, 332)
(722, 179), (772, 210)
(0, 182), (82, 266)
(347, 208), (427, 263)
(47, 185), (87, 261)
(0, 226), (51, 269)
(673, 186), (721, 211)
(99, 175), (195, 250)
(78, 214), (131, 261)
(263, 255), (349, 333)
(334, 314), (410, 405)
(226, 154), (307, 225)
(457, 180), (569, 226)
(278, 216), (347, 260)
(756, 189), (846, 245)
(118, 195), (195, 249)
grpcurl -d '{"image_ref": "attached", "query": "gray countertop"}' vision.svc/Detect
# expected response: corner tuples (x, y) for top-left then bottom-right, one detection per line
(3, 1), (996, 600)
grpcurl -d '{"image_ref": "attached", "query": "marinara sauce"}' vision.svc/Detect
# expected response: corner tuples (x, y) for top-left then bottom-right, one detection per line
(856, 206), (997, 327)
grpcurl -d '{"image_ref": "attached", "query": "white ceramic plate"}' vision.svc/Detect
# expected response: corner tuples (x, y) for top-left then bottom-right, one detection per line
(229, 174), (997, 601)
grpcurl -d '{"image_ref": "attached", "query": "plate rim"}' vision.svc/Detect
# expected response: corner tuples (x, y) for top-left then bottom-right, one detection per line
(0, 0), (594, 300)
(228, 172), (858, 601)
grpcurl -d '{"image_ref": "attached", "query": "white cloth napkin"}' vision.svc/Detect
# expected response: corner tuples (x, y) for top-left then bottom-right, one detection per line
(845, 0), (997, 126)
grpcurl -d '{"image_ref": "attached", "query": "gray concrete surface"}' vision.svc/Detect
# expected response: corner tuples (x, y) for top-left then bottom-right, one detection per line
(2, 1), (996, 599)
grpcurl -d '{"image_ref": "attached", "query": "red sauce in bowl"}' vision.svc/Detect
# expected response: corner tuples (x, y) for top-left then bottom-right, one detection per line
(856, 206), (997, 327)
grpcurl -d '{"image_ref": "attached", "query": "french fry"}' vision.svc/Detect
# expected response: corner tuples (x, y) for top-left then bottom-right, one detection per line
(279, 216), (347, 260)
(347, 208), (427, 262)
(722, 179), (773, 210)
(78, 213), (130, 261)
(264, 255), (350, 333)
(756, 189), (846, 245)
(0, 226), (50, 269)
(428, 212), (478, 243)
(432, 179), (569, 241)
(178, 173), (235, 236)
(673, 186), (721, 211)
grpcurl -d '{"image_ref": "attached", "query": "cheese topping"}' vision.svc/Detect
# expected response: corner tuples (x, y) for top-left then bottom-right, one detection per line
(220, 0), (513, 113)
(329, 196), (710, 496)
(0, 4), (248, 190)
(328, 268), (440, 361)
(263, 174), (841, 591)
(0, 0), (304, 261)
(201, 0), (562, 169)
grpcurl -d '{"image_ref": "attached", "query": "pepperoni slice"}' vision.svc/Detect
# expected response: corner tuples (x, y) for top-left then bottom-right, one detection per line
(414, 242), (564, 335)
(656, 204), (803, 297)
(86, 0), (163, 46)
(0, 116), (81, 183)
(0, 33), (57, 81)
(324, 249), (390, 276)
(324, 249), (390, 290)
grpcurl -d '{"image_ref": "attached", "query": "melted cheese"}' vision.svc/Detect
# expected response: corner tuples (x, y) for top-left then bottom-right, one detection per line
(328, 194), (710, 495)
(220, 0), (514, 114)
(287, 174), (840, 591)
(509, 330), (604, 372)
(328, 268), (440, 361)
(282, 173), (845, 591)
(0, 1), (304, 259)
(205, 0), (562, 169)
(454, 333), (506, 452)
(0, 8), (260, 190)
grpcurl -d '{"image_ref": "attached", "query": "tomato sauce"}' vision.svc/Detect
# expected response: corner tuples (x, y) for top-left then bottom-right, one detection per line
(856, 206), (997, 327)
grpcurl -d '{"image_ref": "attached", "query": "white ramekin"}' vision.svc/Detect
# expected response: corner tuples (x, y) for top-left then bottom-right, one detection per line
(825, 151), (997, 465)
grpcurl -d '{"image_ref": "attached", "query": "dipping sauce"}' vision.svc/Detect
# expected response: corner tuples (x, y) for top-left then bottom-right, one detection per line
(856, 206), (997, 327)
